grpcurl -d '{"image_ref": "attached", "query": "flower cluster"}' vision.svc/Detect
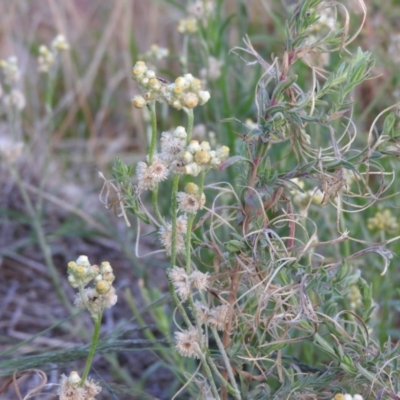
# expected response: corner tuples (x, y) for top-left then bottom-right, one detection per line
(0, 56), (21, 84)
(167, 266), (209, 300)
(58, 371), (101, 400)
(177, 182), (206, 213)
(38, 34), (70, 73)
(332, 394), (364, 400)
(177, 17), (198, 34)
(132, 61), (210, 110)
(367, 209), (399, 233)
(0, 56), (25, 110)
(194, 301), (230, 331)
(174, 327), (204, 358)
(0, 137), (24, 164)
(141, 44), (169, 61)
(67, 256), (117, 320)
(199, 56), (223, 82)
(348, 285), (362, 310)
(187, 0), (214, 22)
(289, 178), (324, 208)
(182, 140), (229, 177)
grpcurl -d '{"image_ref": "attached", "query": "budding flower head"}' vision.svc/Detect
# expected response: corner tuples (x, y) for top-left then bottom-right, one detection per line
(185, 182), (199, 195)
(51, 34), (70, 51)
(132, 95), (147, 109)
(173, 126), (187, 140)
(177, 17), (198, 34)
(194, 150), (211, 165)
(38, 45), (55, 73)
(182, 92), (199, 108)
(96, 280), (111, 295)
(67, 255), (98, 288)
(0, 56), (21, 83)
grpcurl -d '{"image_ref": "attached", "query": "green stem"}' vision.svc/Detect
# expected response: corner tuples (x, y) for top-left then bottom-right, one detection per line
(152, 189), (166, 227)
(181, 35), (189, 75)
(37, 66), (57, 217)
(148, 101), (166, 227)
(168, 174), (192, 326)
(200, 352), (221, 400)
(80, 311), (102, 385)
(148, 101), (157, 164)
(185, 171), (205, 274)
(211, 326), (241, 400)
(170, 174), (180, 267)
(8, 164), (72, 311)
(185, 108), (194, 144)
(205, 353), (238, 397)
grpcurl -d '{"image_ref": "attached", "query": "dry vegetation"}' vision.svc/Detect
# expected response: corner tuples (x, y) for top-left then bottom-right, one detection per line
(1, 0), (400, 399)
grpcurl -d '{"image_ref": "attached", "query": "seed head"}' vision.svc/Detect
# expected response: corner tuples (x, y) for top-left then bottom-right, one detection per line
(207, 305), (230, 331)
(190, 270), (209, 292)
(177, 191), (206, 213)
(175, 327), (203, 358)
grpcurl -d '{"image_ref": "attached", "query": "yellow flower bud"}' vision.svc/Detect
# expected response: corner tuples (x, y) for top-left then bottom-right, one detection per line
(132, 95), (147, 109)
(96, 280), (111, 295)
(149, 78), (161, 90)
(194, 150), (211, 165)
(185, 182), (199, 195)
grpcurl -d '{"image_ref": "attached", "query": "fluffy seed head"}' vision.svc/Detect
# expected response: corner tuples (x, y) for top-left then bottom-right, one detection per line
(175, 327), (202, 358)
(177, 192), (206, 213)
(190, 270), (209, 292)
(207, 305), (230, 331)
